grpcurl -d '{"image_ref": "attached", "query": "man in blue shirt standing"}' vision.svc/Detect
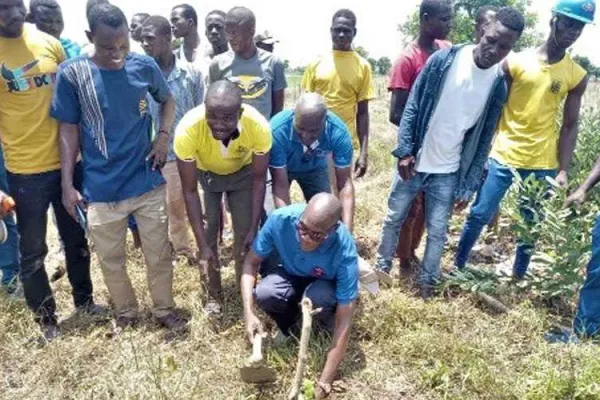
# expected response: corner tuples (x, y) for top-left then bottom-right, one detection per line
(51, 4), (185, 332)
(270, 93), (355, 230)
(241, 193), (359, 399)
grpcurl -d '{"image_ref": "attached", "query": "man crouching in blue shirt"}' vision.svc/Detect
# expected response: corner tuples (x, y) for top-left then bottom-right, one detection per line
(241, 193), (358, 398)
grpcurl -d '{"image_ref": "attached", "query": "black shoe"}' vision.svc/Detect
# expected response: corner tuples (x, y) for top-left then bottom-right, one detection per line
(157, 313), (189, 332)
(41, 323), (60, 342)
(419, 286), (436, 301)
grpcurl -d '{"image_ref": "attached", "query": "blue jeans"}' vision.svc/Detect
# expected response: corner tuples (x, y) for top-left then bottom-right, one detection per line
(376, 171), (458, 287)
(288, 168), (331, 201)
(456, 158), (556, 277)
(574, 214), (600, 338)
(0, 147), (19, 290)
(7, 164), (93, 325)
(255, 268), (337, 334)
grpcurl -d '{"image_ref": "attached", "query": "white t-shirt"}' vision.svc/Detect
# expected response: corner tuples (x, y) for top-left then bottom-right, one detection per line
(416, 45), (499, 174)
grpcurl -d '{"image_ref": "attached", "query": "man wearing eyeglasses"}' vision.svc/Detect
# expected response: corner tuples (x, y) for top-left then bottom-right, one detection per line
(241, 193), (359, 399)
(270, 93), (355, 230)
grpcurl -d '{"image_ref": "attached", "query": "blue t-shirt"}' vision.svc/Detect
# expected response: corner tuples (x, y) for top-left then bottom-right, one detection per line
(252, 204), (359, 304)
(269, 110), (353, 174)
(50, 53), (170, 203)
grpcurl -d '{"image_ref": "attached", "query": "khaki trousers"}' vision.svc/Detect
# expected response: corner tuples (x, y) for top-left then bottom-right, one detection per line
(162, 161), (193, 253)
(88, 186), (174, 318)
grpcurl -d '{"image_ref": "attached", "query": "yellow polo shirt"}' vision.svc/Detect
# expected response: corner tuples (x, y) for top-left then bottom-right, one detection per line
(0, 24), (66, 173)
(491, 50), (587, 169)
(174, 104), (272, 175)
(301, 50), (375, 148)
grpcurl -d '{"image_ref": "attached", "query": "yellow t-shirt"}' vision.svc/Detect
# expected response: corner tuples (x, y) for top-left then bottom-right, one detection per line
(0, 24), (66, 174)
(491, 50), (587, 169)
(301, 50), (375, 148)
(174, 104), (272, 175)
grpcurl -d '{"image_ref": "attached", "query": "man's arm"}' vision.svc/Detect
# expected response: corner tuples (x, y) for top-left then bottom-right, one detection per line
(388, 89), (410, 127)
(557, 76), (589, 187)
(243, 153), (270, 250)
(60, 122), (83, 220)
(270, 167), (291, 208)
(272, 89), (285, 117)
(565, 154), (600, 208)
(177, 159), (214, 261)
(241, 250), (265, 341)
(354, 101), (369, 178)
(335, 167), (354, 231)
(317, 303), (356, 390)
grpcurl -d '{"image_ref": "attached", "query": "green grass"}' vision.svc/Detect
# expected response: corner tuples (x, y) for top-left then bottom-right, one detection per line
(1, 79), (599, 400)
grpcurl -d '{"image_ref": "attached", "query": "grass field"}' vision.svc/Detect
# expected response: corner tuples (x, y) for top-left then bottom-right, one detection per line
(1, 77), (600, 400)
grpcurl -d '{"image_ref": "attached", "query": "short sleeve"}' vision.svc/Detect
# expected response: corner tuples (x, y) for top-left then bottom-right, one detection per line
(50, 64), (82, 124)
(331, 125), (353, 168)
(272, 57), (288, 92)
(569, 60), (587, 91)
(49, 36), (66, 65)
(147, 58), (170, 104)
(507, 52), (523, 80)
(174, 112), (199, 162)
(388, 54), (415, 91)
(269, 118), (288, 168)
(301, 63), (316, 92)
(334, 231), (359, 304)
(250, 116), (273, 155)
(358, 61), (375, 102)
(252, 214), (277, 259)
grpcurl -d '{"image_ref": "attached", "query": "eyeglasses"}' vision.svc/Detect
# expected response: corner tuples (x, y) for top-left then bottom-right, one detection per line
(296, 216), (338, 243)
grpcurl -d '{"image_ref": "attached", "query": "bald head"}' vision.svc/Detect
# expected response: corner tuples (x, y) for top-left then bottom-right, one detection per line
(296, 93), (327, 120)
(205, 80), (242, 110)
(294, 93), (328, 146)
(305, 193), (342, 230)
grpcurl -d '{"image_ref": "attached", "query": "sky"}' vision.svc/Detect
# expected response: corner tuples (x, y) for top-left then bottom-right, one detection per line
(32, 0), (600, 65)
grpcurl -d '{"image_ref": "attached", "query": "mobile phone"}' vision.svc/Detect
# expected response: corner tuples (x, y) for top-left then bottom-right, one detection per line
(75, 203), (88, 234)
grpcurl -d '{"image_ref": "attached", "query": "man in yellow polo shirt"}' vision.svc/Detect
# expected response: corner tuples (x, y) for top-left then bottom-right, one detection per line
(175, 80), (271, 315)
(456, 0), (593, 279)
(301, 9), (375, 179)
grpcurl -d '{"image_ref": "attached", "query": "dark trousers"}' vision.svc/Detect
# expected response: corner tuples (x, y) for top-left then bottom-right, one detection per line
(7, 164), (93, 325)
(255, 268), (337, 334)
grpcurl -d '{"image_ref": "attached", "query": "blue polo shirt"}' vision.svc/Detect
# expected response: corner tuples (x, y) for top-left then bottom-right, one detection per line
(50, 53), (169, 203)
(252, 203), (359, 304)
(269, 110), (353, 174)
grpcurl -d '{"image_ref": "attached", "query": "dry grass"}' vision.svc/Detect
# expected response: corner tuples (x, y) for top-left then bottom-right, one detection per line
(1, 78), (600, 400)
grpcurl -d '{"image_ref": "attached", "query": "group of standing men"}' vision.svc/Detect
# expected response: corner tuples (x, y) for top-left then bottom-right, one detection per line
(0, 0), (598, 396)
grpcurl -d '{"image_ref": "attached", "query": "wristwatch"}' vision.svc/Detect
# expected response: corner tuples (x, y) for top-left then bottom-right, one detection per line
(317, 381), (332, 396)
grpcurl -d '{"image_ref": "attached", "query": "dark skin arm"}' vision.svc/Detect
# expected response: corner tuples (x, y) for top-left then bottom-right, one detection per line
(388, 89), (410, 127)
(177, 159), (215, 263)
(335, 167), (354, 231)
(316, 302), (356, 399)
(147, 95), (176, 170)
(270, 167), (291, 208)
(243, 153), (270, 251)
(241, 250), (265, 341)
(565, 154), (600, 208)
(271, 89), (285, 118)
(60, 122), (84, 220)
(556, 76), (589, 188)
(354, 101), (369, 179)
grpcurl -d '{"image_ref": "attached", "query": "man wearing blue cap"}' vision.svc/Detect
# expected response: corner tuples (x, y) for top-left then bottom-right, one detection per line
(456, 0), (594, 279)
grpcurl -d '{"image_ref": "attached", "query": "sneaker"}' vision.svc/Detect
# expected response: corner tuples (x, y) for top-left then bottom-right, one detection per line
(157, 313), (189, 332)
(544, 327), (580, 344)
(419, 285), (436, 301)
(203, 299), (222, 317)
(41, 323), (60, 342)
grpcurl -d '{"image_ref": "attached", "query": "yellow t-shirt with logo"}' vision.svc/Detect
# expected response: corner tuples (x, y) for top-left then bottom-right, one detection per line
(301, 50), (376, 148)
(490, 50), (587, 169)
(174, 104), (272, 175)
(0, 24), (66, 174)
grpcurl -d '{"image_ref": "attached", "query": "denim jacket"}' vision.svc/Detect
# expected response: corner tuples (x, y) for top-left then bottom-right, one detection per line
(392, 45), (508, 201)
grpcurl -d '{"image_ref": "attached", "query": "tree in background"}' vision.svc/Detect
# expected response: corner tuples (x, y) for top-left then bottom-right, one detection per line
(367, 57), (378, 73)
(398, 0), (542, 51)
(573, 55), (599, 80)
(355, 45), (369, 59)
(283, 59), (290, 72)
(377, 56), (392, 75)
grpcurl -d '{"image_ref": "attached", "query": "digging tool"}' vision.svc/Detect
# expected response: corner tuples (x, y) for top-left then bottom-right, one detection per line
(240, 334), (277, 384)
